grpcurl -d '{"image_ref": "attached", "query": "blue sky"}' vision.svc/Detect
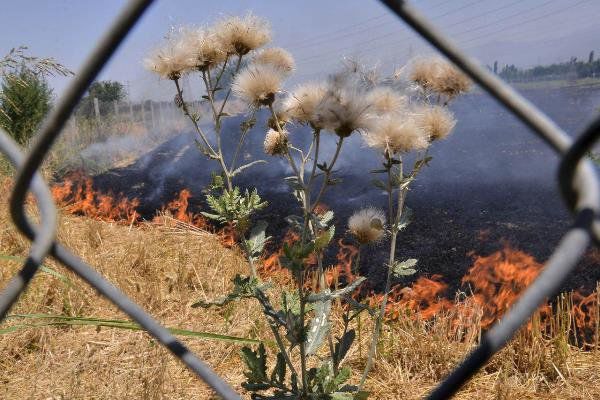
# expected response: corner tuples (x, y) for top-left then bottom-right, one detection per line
(2, 0), (600, 100)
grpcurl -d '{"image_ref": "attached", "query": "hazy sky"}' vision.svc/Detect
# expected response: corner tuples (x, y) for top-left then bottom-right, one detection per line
(2, 0), (599, 101)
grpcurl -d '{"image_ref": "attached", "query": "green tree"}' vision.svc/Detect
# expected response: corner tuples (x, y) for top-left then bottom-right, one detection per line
(77, 80), (127, 117)
(0, 68), (52, 145)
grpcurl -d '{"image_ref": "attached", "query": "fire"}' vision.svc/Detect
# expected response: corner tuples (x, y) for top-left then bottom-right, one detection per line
(462, 245), (544, 328)
(51, 171), (139, 223)
(49, 172), (600, 344)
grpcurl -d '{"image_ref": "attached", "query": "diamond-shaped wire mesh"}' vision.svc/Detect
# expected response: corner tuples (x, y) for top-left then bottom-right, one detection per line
(0, 0), (599, 399)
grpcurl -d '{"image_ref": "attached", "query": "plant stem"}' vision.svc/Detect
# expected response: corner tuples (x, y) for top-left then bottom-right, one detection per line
(217, 54), (243, 118)
(310, 137), (344, 212)
(269, 323), (298, 379)
(201, 70), (232, 191)
(359, 157), (405, 390)
(173, 79), (216, 157)
(298, 271), (308, 393)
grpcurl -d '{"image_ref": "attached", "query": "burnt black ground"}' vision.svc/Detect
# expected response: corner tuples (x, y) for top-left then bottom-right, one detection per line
(89, 85), (600, 294)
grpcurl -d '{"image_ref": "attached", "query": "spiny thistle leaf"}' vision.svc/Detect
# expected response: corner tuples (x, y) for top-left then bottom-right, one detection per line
(306, 277), (366, 303)
(305, 298), (331, 356)
(192, 274), (270, 308)
(230, 159), (267, 178)
(392, 258), (418, 277)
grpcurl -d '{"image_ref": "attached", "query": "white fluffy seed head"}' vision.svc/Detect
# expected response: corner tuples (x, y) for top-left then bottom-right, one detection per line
(409, 58), (440, 89)
(264, 128), (288, 156)
(409, 57), (471, 99)
(415, 105), (456, 141)
(366, 86), (407, 115)
(181, 27), (227, 71)
(348, 207), (386, 245)
(283, 82), (327, 127)
(364, 115), (429, 155)
(214, 13), (271, 56)
(144, 37), (194, 80)
(430, 63), (472, 99)
(253, 47), (295, 74)
(232, 63), (285, 107)
(314, 77), (372, 137)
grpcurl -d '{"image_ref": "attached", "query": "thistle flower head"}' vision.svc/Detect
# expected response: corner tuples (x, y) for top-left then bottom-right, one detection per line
(409, 58), (441, 89)
(430, 63), (472, 99)
(409, 57), (471, 99)
(144, 38), (193, 80)
(314, 75), (372, 137)
(283, 82), (327, 127)
(182, 27), (227, 71)
(415, 105), (456, 141)
(364, 115), (429, 155)
(214, 13), (271, 56)
(366, 86), (407, 115)
(264, 128), (288, 156)
(232, 63), (285, 107)
(348, 207), (386, 245)
(253, 47), (295, 74)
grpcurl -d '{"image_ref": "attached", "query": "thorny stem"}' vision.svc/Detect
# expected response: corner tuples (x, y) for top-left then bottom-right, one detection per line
(230, 108), (257, 172)
(298, 271), (308, 393)
(359, 157), (405, 390)
(217, 54), (243, 118)
(307, 130), (321, 188)
(269, 323), (299, 380)
(310, 136), (344, 212)
(173, 79), (216, 157)
(213, 54), (230, 90)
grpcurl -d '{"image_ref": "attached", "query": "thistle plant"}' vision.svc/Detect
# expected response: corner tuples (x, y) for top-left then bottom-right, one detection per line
(146, 13), (470, 398)
(144, 14), (278, 242)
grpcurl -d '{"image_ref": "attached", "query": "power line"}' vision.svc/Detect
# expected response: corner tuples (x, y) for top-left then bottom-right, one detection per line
(296, 0), (590, 69)
(281, 0), (451, 49)
(290, 0), (481, 51)
(295, 0), (537, 66)
(294, 0), (500, 65)
(460, 0), (594, 46)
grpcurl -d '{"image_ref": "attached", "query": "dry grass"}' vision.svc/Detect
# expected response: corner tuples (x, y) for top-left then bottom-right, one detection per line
(2, 182), (600, 399)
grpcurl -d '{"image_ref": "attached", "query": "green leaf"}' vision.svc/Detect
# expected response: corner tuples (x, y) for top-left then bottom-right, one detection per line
(370, 179), (387, 191)
(333, 329), (355, 368)
(317, 210), (334, 228)
(270, 352), (286, 385)
(1, 314), (259, 344)
(244, 220), (271, 260)
(392, 258), (418, 277)
(328, 367), (351, 393)
(306, 277), (366, 303)
(240, 343), (268, 385)
(305, 298), (331, 356)
(314, 225), (335, 252)
(230, 160), (267, 178)
(192, 274), (270, 308)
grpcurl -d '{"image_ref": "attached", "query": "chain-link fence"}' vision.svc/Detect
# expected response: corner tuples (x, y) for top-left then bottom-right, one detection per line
(0, 0), (599, 399)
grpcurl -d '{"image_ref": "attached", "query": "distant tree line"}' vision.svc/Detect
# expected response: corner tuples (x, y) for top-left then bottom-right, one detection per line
(491, 50), (600, 82)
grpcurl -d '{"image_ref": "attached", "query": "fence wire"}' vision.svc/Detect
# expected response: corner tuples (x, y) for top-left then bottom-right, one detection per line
(0, 0), (598, 399)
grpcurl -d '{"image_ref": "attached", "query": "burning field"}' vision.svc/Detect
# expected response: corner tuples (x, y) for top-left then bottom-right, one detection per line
(3, 77), (600, 398)
(48, 84), (600, 317)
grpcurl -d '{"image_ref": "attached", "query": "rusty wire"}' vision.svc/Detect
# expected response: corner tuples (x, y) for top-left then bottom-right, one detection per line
(0, 0), (599, 399)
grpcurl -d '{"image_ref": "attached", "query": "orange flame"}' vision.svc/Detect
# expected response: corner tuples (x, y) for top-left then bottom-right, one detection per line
(51, 171), (139, 223)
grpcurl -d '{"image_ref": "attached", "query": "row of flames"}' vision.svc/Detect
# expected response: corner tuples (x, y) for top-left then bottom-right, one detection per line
(51, 172), (600, 347)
